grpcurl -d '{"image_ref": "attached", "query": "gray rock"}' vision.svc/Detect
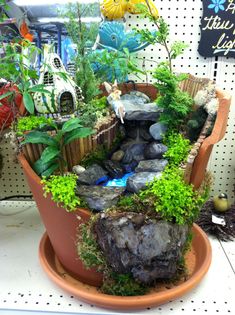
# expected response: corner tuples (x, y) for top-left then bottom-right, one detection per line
(122, 143), (147, 164)
(103, 160), (124, 178)
(126, 172), (161, 193)
(149, 122), (168, 141)
(111, 150), (125, 162)
(76, 186), (125, 211)
(130, 90), (151, 103)
(77, 164), (108, 185)
(119, 100), (162, 121)
(125, 121), (153, 142)
(144, 142), (168, 159)
(94, 212), (189, 283)
(135, 159), (168, 173)
(72, 165), (86, 175)
(121, 94), (146, 104)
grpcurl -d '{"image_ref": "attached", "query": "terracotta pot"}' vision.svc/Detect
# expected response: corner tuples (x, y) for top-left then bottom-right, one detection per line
(38, 224), (212, 310)
(18, 153), (103, 287)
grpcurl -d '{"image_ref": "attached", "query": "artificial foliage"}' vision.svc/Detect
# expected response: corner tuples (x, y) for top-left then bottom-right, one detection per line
(153, 65), (193, 130)
(134, 2), (192, 131)
(16, 116), (53, 136)
(163, 132), (191, 166)
(22, 117), (93, 176)
(41, 174), (80, 212)
(79, 96), (109, 128)
(141, 167), (207, 225)
(62, 3), (100, 103)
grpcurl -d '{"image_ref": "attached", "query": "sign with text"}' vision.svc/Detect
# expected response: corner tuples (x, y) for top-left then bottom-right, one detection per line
(198, 0), (235, 57)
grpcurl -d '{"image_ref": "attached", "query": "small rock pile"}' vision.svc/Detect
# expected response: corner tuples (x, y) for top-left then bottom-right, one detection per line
(75, 91), (169, 211)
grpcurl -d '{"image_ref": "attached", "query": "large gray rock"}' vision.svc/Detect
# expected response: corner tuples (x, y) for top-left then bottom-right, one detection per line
(126, 172), (161, 193)
(76, 186), (125, 211)
(135, 159), (168, 173)
(122, 142), (147, 164)
(129, 90), (151, 103)
(77, 164), (108, 185)
(149, 122), (168, 141)
(120, 100), (162, 121)
(125, 121), (153, 142)
(94, 212), (189, 284)
(144, 142), (168, 159)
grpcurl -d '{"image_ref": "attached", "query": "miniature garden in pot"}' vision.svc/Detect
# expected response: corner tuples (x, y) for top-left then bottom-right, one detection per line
(1, 0), (231, 310)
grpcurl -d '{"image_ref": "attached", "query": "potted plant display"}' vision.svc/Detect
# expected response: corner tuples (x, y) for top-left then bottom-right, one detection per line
(2, 0), (231, 310)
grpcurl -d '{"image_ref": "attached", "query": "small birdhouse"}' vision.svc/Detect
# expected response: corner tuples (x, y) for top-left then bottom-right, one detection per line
(34, 52), (84, 117)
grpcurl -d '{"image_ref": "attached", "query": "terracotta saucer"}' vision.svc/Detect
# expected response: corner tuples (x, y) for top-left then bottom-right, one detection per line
(39, 224), (212, 310)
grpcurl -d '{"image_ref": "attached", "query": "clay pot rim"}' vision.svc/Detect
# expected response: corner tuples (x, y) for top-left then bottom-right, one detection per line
(39, 223), (212, 310)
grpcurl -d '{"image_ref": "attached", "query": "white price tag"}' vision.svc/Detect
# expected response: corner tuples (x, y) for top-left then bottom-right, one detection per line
(212, 214), (226, 226)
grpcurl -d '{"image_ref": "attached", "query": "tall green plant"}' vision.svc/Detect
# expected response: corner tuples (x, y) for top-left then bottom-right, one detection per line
(61, 3), (100, 103)
(135, 1), (193, 131)
(22, 117), (93, 177)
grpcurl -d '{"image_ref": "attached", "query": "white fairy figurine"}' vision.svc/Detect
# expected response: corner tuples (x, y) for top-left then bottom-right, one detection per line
(104, 80), (125, 124)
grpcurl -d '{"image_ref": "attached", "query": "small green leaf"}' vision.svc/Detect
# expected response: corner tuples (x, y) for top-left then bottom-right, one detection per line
(40, 146), (60, 164)
(41, 162), (59, 177)
(64, 127), (94, 145)
(62, 118), (83, 133)
(23, 92), (34, 114)
(21, 131), (59, 147)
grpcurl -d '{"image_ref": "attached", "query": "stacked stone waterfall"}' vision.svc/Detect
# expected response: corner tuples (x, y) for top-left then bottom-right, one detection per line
(75, 91), (168, 211)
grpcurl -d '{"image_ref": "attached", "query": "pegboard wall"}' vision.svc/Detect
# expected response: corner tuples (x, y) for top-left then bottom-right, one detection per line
(0, 0), (234, 201)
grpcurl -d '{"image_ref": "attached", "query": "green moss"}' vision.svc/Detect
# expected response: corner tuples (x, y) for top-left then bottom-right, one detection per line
(77, 222), (105, 271)
(101, 272), (148, 296)
(163, 132), (191, 166)
(41, 174), (81, 212)
(16, 116), (53, 135)
(141, 167), (206, 225)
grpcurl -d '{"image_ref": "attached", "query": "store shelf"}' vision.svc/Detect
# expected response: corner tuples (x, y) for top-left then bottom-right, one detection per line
(0, 201), (234, 315)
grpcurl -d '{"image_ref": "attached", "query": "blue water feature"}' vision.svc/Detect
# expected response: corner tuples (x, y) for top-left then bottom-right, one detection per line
(104, 172), (134, 187)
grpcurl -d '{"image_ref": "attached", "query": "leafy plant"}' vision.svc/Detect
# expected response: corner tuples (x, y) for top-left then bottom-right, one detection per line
(163, 132), (191, 166)
(41, 174), (80, 212)
(61, 3), (100, 103)
(16, 116), (53, 136)
(134, 2), (192, 131)
(0, 41), (51, 115)
(21, 117), (94, 177)
(153, 64), (193, 130)
(79, 96), (109, 128)
(141, 167), (207, 225)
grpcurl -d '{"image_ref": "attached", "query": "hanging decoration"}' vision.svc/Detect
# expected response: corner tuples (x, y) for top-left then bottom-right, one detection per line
(19, 19), (34, 42)
(100, 0), (158, 20)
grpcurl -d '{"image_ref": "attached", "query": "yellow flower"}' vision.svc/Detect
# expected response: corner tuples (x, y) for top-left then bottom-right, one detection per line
(100, 0), (158, 20)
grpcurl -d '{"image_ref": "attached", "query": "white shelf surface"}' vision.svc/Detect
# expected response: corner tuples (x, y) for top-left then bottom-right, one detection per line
(0, 201), (234, 315)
